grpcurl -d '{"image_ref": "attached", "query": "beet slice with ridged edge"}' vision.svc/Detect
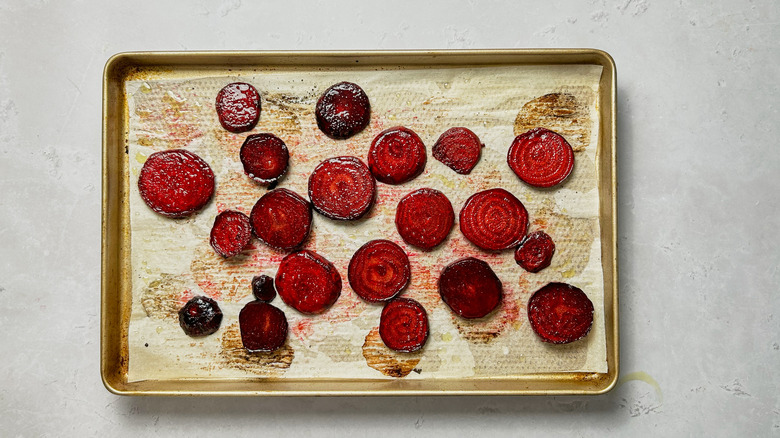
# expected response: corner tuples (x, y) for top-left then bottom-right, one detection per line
(275, 250), (342, 314)
(459, 188), (528, 251)
(216, 82), (261, 133)
(239, 301), (288, 352)
(438, 257), (502, 319)
(308, 156), (376, 220)
(209, 210), (252, 258)
(240, 133), (289, 186)
(315, 81), (371, 139)
(368, 127), (427, 185)
(379, 298), (429, 353)
(432, 127), (484, 175)
(395, 188), (454, 251)
(250, 188), (312, 251)
(348, 240), (411, 303)
(514, 230), (555, 273)
(527, 282), (594, 344)
(138, 149), (215, 218)
(508, 128), (574, 188)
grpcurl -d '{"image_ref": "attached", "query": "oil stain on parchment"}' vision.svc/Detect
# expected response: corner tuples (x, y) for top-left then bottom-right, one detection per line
(362, 327), (422, 378)
(218, 322), (294, 376)
(133, 82), (205, 151)
(531, 200), (599, 279)
(140, 273), (193, 321)
(514, 90), (593, 152)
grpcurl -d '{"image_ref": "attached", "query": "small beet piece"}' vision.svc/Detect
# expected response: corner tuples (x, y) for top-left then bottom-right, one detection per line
(215, 82), (261, 133)
(348, 240), (411, 303)
(250, 188), (312, 251)
(138, 149), (215, 218)
(395, 188), (454, 251)
(527, 282), (594, 344)
(252, 275), (277, 302)
(315, 81), (371, 139)
(275, 250), (342, 314)
(438, 257), (502, 319)
(432, 127), (484, 175)
(515, 231), (555, 273)
(178, 296), (223, 337)
(379, 298), (429, 353)
(239, 301), (288, 352)
(209, 210), (252, 258)
(459, 188), (528, 251)
(240, 133), (289, 185)
(308, 156), (376, 220)
(368, 126), (427, 185)
(508, 128), (575, 188)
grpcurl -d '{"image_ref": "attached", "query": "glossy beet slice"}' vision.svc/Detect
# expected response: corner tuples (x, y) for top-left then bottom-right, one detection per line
(275, 250), (342, 314)
(209, 210), (252, 258)
(215, 82), (261, 133)
(514, 231), (555, 273)
(368, 127), (427, 185)
(438, 257), (502, 319)
(178, 296), (223, 337)
(379, 298), (429, 352)
(250, 188), (312, 251)
(138, 149), (215, 218)
(348, 240), (411, 303)
(308, 156), (376, 220)
(432, 127), (484, 174)
(240, 133), (289, 185)
(239, 301), (288, 352)
(252, 275), (277, 302)
(527, 282), (593, 344)
(508, 128), (575, 188)
(315, 81), (371, 139)
(459, 188), (528, 251)
(395, 188), (454, 251)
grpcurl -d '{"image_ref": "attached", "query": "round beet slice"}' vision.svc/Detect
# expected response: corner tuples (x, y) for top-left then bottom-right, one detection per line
(138, 149), (215, 218)
(514, 231), (555, 273)
(240, 133), (289, 185)
(379, 298), (429, 352)
(438, 257), (503, 319)
(368, 127), (427, 185)
(239, 301), (288, 352)
(395, 188), (454, 251)
(210, 210), (252, 258)
(432, 127), (484, 175)
(315, 81), (371, 139)
(527, 283), (594, 344)
(459, 188), (528, 251)
(308, 156), (376, 220)
(215, 82), (261, 133)
(252, 274), (277, 302)
(250, 188), (312, 251)
(348, 240), (411, 303)
(508, 128), (575, 188)
(275, 250), (342, 314)
(178, 296), (223, 337)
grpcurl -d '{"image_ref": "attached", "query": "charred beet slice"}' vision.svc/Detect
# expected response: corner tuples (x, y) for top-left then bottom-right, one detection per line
(315, 81), (371, 139)
(308, 156), (376, 220)
(252, 274), (277, 302)
(138, 149), (215, 218)
(438, 257), (502, 319)
(210, 210), (252, 258)
(527, 282), (593, 344)
(240, 133), (289, 185)
(432, 127), (484, 175)
(215, 82), (261, 133)
(368, 127), (427, 185)
(178, 296), (223, 337)
(395, 188), (454, 251)
(515, 231), (555, 273)
(250, 188), (312, 251)
(275, 250), (342, 314)
(379, 298), (429, 353)
(508, 128), (575, 188)
(459, 188), (528, 251)
(239, 301), (288, 352)
(348, 240), (411, 303)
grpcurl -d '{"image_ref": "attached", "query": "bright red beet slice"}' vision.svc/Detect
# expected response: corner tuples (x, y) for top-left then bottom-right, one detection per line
(239, 301), (288, 352)
(395, 188), (454, 251)
(368, 127), (427, 185)
(215, 82), (261, 133)
(308, 156), (376, 220)
(348, 240), (411, 303)
(275, 250), (342, 314)
(252, 275), (277, 302)
(240, 133), (289, 185)
(250, 188), (312, 251)
(438, 257), (503, 319)
(178, 296), (223, 337)
(459, 188), (528, 251)
(508, 128), (575, 188)
(514, 231), (555, 273)
(138, 149), (215, 218)
(432, 127), (484, 174)
(527, 282), (594, 344)
(379, 298), (429, 352)
(209, 210), (252, 258)
(316, 82), (371, 139)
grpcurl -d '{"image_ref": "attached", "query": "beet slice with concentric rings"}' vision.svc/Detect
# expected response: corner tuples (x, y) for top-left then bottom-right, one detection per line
(368, 126), (427, 185)
(514, 231), (555, 273)
(209, 210), (252, 258)
(308, 156), (376, 220)
(459, 188), (528, 251)
(316, 81), (371, 139)
(438, 257), (503, 319)
(138, 149), (215, 218)
(395, 188), (454, 251)
(379, 298), (429, 352)
(275, 250), (342, 314)
(239, 301), (288, 352)
(527, 282), (594, 344)
(250, 188), (312, 251)
(432, 127), (484, 175)
(179, 296), (223, 337)
(240, 133), (289, 185)
(215, 82), (261, 133)
(251, 275), (277, 302)
(348, 240), (411, 303)
(508, 128), (574, 188)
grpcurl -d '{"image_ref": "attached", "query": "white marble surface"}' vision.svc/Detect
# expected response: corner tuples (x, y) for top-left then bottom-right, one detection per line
(1, 0), (778, 435)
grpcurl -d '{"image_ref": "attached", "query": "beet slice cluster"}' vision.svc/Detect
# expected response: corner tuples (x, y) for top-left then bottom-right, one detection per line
(432, 127), (483, 175)
(459, 188), (528, 251)
(438, 257), (502, 319)
(250, 188), (312, 251)
(348, 240), (411, 303)
(379, 298), (429, 353)
(215, 82), (261, 133)
(240, 133), (289, 186)
(239, 301), (288, 352)
(395, 188), (454, 251)
(308, 156), (376, 220)
(138, 149), (215, 218)
(178, 296), (223, 337)
(316, 81), (371, 139)
(527, 283), (593, 344)
(275, 250), (342, 314)
(368, 127), (427, 185)
(514, 231), (555, 273)
(508, 128), (575, 188)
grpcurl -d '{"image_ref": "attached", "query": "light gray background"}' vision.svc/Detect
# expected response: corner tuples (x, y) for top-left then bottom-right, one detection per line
(1, 0), (778, 436)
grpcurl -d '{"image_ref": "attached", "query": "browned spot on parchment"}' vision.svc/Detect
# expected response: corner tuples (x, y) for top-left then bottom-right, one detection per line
(133, 83), (205, 151)
(453, 282), (523, 343)
(514, 91), (592, 152)
(532, 200), (599, 279)
(362, 327), (422, 378)
(140, 274), (192, 321)
(218, 322), (294, 376)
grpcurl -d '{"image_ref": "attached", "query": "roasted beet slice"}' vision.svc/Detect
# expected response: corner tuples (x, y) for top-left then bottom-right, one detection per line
(240, 133), (289, 185)
(315, 81), (371, 139)
(252, 274), (277, 302)
(178, 296), (223, 337)
(239, 301), (288, 352)
(348, 240), (411, 303)
(308, 156), (376, 220)
(432, 127), (484, 174)
(379, 298), (429, 352)
(438, 257), (502, 319)
(508, 128), (575, 188)
(514, 231), (555, 273)
(395, 188), (454, 251)
(275, 250), (342, 314)
(209, 210), (252, 258)
(368, 127), (427, 185)
(215, 82), (261, 133)
(138, 149), (215, 218)
(250, 188), (312, 251)
(527, 282), (593, 344)
(459, 188), (528, 251)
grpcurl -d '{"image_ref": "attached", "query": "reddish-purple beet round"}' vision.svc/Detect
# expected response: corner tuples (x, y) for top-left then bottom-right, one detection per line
(215, 82), (261, 133)
(240, 133), (289, 185)
(275, 250), (342, 314)
(250, 188), (312, 251)
(459, 188), (528, 251)
(395, 188), (454, 251)
(514, 231), (555, 273)
(368, 127), (427, 185)
(527, 282), (593, 344)
(379, 298), (429, 352)
(178, 296), (223, 337)
(508, 128), (574, 188)
(239, 301), (288, 352)
(316, 82), (371, 139)
(251, 275), (277, 302)
(210, 210), (252, 258)
(348, 240), (411, 303)
(308, 156), (376, 220)
(438, 257), (503, 319)
(138, 149), (215, 218)
(432, 127), (484, 174)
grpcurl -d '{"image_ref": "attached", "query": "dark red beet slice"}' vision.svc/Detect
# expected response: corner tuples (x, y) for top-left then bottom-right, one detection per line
(239, 301), (288, 352)
(215, 82), (261, 133)
(508, 128), (575, 188)
(138, 149), (215, 218)
(438, 257), (502, 319)
(527, 282), (594, 344)
(275, 250), (342, 314)
(432, 127), (484, 175)
(368, 127), (427, 185)
(178, 296), (223, 337)
(315, 81), (371, 139)
(514, 231), (555, 273)
(240, 133), (289, 185)
(209, 210), (252, 258)
(308, 156), (376, 220)
(250, 188), (312, 251)
(459, 188), (528, 251)
(348, 240), (411, 303)
(395, 188), (454, 251)
(379, 298), (429, 352)
(252, 275), (277, 302)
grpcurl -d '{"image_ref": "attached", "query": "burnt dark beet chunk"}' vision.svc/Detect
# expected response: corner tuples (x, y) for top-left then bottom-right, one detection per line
(395, 188), (454, 251)
(240, 133), (289, 185)
(508, 128), (575, 188)
(379, 298), (429, 353)
(178, 296), (223, 337)
(438, 258), (502, 319)
(459, 188), (528, 251)
(239, 301), (288, 352)
(138, 149), (215, 218)
(514, 230), (555, 273)
(252, 274), (277, 302)
(527, 283), (593, 344)
(432, 127), (484, 175)
(275, 250), (342, 314)
(348, 240), (411, 303)
(316, 81), (371, 139)
(308, 156), (376, 220)
(250, 188), (312, 251)
(215, 82), (261, 133)
(210, 210), (252, 258)
(368, 126), (427, 185)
